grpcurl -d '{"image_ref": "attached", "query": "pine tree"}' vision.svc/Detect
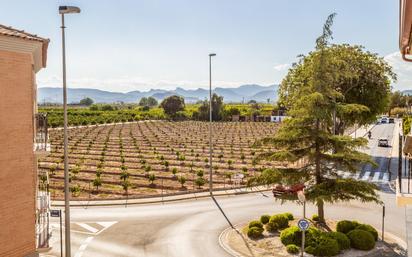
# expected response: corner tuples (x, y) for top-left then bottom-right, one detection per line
(249, 13), (380, 224)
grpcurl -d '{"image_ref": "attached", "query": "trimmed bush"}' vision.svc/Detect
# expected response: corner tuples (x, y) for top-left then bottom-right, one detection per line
(286, 244), (300, 254)
(280, 226), (300, 246)
(336, 220), (359, 234)
(247, 227), (264, 239)
(305, 246), (316, 255)
(327, 232), (350, 250)
(249, 220), (263, 229)
(356, 224), (378, 241)
(260, 215), (270, 225)
(312, 235), (340, 256)
(266, 214), (289, 232)
(284, 212), (294, 221)
(312, 214), (319, 222)
(347, 229), (375, 250)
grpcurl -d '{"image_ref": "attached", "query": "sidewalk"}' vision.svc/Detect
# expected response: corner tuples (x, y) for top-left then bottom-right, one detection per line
(51, 186), (270, 207)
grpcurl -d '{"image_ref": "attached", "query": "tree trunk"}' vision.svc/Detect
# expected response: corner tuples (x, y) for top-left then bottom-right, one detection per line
(315, 119), (325, 223)
(317, 199), (325, 223)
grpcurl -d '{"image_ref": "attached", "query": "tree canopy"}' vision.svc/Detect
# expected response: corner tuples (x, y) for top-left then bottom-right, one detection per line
(139, 96), (158, 107)
(249, 13), (380, 223)
(160, 95), (185, 119)
(79, 97), (94, 106)
(279, 41), (396, 134)
(196, 93), (224, 121)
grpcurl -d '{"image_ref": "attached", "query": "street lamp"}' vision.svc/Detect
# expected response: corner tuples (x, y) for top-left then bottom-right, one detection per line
(209, 53), (216, 195)
(59, 5), (80, 257)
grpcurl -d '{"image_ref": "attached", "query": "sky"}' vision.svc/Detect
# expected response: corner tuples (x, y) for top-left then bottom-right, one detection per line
(1, 0), (407, 92)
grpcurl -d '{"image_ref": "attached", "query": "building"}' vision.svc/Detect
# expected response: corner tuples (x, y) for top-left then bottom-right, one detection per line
(0, 24), (50, 257)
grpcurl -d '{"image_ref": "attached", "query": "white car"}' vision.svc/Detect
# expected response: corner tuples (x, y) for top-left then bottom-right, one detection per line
(380, 117), (388, 124)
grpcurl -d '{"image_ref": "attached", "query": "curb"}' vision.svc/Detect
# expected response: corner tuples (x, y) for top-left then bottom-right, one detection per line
(51, 187), (270, 207)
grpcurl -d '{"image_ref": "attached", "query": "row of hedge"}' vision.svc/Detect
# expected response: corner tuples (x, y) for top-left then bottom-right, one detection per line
(246, 215), (378, 256)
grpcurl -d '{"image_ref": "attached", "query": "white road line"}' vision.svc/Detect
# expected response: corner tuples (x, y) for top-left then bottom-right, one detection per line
(77, 223), (98, 233)
(74, 236), (94, 257)
(383, 173), (389, 182)
(372, 172), (381, 182)
(97, 221), (117, 228)
(361, 172), (371, 181)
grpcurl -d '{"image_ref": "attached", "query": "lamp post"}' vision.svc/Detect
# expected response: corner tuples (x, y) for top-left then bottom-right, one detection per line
(297, 190), (306, 257)
(59, 5), (80, 257)
(209, 53), (216, 195)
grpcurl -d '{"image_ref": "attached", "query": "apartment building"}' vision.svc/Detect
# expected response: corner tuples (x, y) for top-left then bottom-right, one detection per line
(0, 24), (50, 257)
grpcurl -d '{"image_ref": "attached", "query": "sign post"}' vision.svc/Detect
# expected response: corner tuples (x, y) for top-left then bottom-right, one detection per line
(51, 209), (62, 257)
(298, 219), (310, 257)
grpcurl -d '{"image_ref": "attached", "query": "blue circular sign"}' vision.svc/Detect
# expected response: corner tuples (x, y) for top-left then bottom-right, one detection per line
(298, 219), (310, 231)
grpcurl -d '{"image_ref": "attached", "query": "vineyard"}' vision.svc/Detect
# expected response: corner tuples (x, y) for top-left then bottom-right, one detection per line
(39, 121), (280, 200)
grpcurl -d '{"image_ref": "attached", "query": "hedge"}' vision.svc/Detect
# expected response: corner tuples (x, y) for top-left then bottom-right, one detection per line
(347, 229), (375, 250)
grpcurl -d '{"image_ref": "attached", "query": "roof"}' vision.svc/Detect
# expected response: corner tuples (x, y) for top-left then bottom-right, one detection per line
(0, 24), (49, 68)
(0, 24), (49, 43)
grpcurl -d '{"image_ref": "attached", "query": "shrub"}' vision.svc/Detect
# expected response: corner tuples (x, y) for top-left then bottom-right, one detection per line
(260, 215), (271, 225)
(356, 224), (378, 241)
(347, 229), (375, 251)
(284, 212), (294, 221)
(305, 246), (316, 255)
(280, 226), (300, 246)
(249, 220), (263, 229)
(312, 214), (319, 222)
(247, 227), (263, 239)
(267, 214), (289, 232)
(286, 244), (300, 254)
(327, 232), (350, 250)
(312, 235), (340, 256)
(336, 220), (359, 234)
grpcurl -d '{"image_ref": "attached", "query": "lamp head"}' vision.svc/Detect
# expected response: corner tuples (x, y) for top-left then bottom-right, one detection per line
(59, 6), (81, 14)
(209, 53), (216, 57)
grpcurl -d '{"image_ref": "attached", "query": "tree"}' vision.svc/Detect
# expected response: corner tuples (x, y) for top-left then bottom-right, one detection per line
(249, 13), (380, 224)
(178, 176), (187, 188)
(279, 30), (396, 134)
(93, 177), (102, 192)
(160, 95), (185, 119)
(79, 97), (94, 106)
(197, 93), (224, 121)
(139, 96), (158, 107)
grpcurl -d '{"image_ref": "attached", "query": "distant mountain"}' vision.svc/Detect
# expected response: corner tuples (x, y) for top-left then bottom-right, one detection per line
(402, 90), (412, 95)
(38, 84), (279, 104)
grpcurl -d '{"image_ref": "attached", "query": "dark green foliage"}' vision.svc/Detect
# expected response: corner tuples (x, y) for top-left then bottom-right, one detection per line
(327, 232), (350, 250)
(280, 226), (300, 246)
(267, 214), (289, 232)
(260, 215), (270, 225)
(305, 246), (316, 254)
(79, 97), (94, 106)
(196, 93), (224, 121)
(347, 229), (375, 250)
(312, 235), (340, 256)
(356, 224), (378, 241)
(286, 244), (300, 254)
(247, 227), (264, 239)
(284, 212), (294, 221)
(336, 220), (359, 234)
(248, 220), (263, 229)
(160, 95), (185, 119)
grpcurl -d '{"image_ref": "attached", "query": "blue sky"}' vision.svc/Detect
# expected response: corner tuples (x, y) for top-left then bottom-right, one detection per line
(2, 0), (406, 92)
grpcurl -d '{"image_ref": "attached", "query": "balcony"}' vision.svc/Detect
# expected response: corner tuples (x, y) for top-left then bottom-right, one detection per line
(34, 113), (50, 156)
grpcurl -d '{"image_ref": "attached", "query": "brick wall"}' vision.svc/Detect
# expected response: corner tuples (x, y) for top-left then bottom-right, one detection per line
(0, 50), (37, 257)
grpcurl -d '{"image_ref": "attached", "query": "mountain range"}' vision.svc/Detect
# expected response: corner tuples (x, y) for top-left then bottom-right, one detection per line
(38, 84), (279, 104)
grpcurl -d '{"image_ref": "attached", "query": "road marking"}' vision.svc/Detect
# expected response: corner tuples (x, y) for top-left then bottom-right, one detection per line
(74, 236), (94, 257)
(383, 173), (389, 182)
(97, 221), (117, 228)
(372, 172), (381, 182)
(361, 172), (371, 181)
(77, 223), (99, 233)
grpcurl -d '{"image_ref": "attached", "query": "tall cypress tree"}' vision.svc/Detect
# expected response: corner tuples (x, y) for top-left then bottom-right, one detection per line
(249, 14), (380, 223)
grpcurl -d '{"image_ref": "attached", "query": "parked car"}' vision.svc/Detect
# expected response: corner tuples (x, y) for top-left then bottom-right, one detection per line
(378, 138), (389, 147)
(380, 117), (388, 124)
(389, 118), (395, 123)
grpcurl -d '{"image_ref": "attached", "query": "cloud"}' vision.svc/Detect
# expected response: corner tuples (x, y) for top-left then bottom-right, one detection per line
(273, 63), (290, 71)
(384, 51), (412, 91)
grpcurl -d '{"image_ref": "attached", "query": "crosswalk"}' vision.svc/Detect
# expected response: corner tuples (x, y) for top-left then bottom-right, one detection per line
(337, 170), (390, 183)
(51, 221), (117, 235)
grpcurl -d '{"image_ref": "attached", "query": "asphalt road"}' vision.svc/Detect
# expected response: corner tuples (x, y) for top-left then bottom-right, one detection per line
(44, 122), (405, 257)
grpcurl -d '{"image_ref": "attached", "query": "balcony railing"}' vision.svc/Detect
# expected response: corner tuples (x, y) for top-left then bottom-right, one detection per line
(34, 113), (50, 153)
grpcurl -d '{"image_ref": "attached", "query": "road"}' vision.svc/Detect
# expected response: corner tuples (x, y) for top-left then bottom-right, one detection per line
(43, 122), (405, 257)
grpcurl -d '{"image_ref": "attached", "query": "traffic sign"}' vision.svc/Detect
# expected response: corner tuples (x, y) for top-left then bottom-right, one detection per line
(51, 209), (61, 217)
(297, 219), (310, 231)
